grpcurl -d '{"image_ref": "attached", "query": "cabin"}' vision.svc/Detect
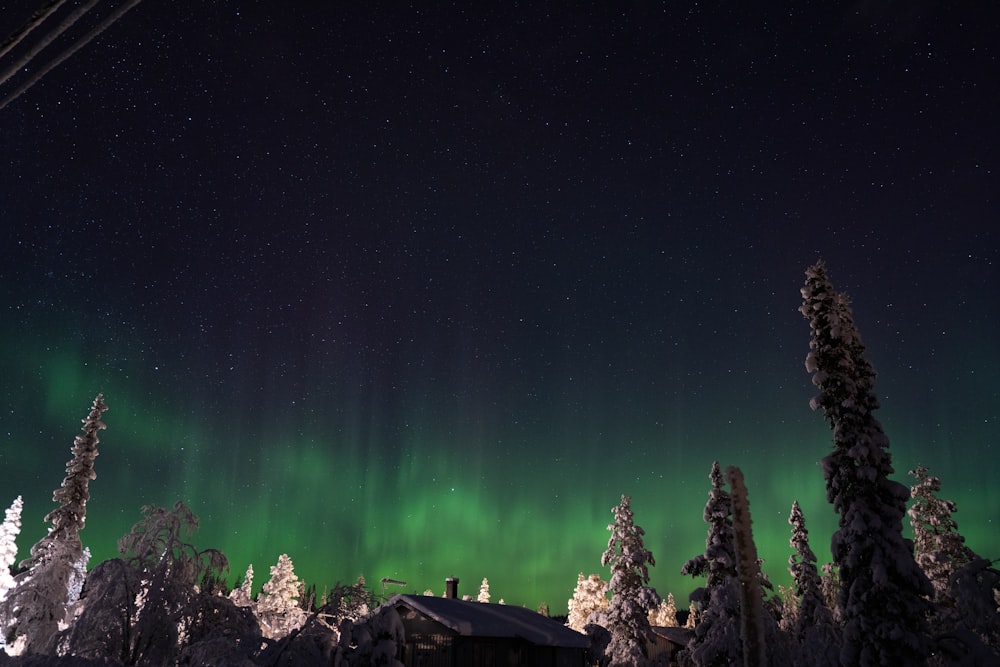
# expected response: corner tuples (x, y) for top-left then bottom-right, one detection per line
(389, 578), (589, 667)
(648, 625), (693, 664)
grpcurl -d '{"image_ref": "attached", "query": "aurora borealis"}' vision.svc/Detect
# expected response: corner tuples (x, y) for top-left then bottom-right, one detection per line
(1, 2), (997, 614)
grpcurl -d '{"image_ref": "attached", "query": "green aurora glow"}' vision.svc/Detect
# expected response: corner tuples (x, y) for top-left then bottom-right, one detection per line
(2, 311), (997, 615)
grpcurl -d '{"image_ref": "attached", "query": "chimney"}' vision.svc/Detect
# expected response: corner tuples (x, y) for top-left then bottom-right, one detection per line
(445, 577), (460, 599)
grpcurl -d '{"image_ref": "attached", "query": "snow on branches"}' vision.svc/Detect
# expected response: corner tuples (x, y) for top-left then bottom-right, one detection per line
(601, 494), (659, 667)
(800, 261), (932, 666)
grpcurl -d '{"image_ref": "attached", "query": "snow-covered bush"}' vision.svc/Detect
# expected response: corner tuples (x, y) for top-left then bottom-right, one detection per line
(648, 593), (678, 627)
(477, 577), (490, 603)
(0, 497), (23, 602)
(567, 573), (609, 632)
(229, 563), (255, 607)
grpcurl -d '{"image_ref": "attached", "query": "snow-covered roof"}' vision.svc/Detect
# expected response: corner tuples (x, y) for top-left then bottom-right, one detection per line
(390, 594), (589, 649)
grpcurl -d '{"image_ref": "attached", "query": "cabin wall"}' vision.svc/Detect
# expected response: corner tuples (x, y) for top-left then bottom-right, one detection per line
(402, 633), (455, 667)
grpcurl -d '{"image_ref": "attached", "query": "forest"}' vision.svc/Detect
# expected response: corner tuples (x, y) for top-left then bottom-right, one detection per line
(0, 262), (997, 667)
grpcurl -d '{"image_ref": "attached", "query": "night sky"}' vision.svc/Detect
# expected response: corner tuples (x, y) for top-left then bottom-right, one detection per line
(1, 2), (997, 613)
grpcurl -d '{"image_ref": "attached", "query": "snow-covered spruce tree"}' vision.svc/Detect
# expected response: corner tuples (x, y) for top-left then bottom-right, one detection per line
(601, 494), (660, 667)
(935, 556), (1000, 662)
(258, 553), (307, 640)
(567, 572), (610, 632)
(800, 260), (932, 666)
(0, 496), (23, 602)
(352, 574), (370, 619)
(784, 501), (840, 667)
(229, 562), (255, 608)
(818, 563), (839, 613)
(788, 502), (838, 637)
(478, 577), (490, 603)
(684, 601), (697, 629)
(786, 501), (827, 630)
(680, 461), (741, 667)
(0, 394), (107, 655)
(683, 462), (736, 591)
(648, 592), (678, 627)
(777, 584), (799, 634)
(909, 465), (1000, 662)
(908, 465), (974, 601)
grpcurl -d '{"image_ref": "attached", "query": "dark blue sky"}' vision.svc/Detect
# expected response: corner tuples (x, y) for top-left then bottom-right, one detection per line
(1, 1), (997, 611)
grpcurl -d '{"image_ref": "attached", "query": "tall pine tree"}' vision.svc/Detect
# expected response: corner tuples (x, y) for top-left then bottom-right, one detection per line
(800, 261), (932, 666)
(785, 500), (839, 667)
(0, 394), (107, 655)
(786, 500), (832, 635)
(601, 494), (659, 667)
(680, 461), (741, 667)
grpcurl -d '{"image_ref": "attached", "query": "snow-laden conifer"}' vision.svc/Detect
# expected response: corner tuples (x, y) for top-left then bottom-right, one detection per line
(351, 575), (370, 619)
(786, 501), (833, 632)
(257, 553), (306, 639)
(818, 563), (839, 613)
(601, 494), (659, 667)
(800, 261), (932, 666)
(680, 461), (741, 667)
(0, 394), (107, 655)
(784, 500), (840, 666)
(684, 601), (697, 629)
(0, 497), (23, 602)
(778, 584), (799, 634)
(909, 465), (1000, 661)
(229, 563), (254, 607)
(478, 577), (490, 603)
(259, 554), (302, 614)
(648, 592), (678, 627)
(935, 556), (1000, 661)
(908, 465), (974, 601)
(567, 573), (609, 632)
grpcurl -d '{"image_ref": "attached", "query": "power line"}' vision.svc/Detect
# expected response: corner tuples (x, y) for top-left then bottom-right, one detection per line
(0, 0), (101, 90)
(0, 0), (145, 112)
(0, 0), (68, 60)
